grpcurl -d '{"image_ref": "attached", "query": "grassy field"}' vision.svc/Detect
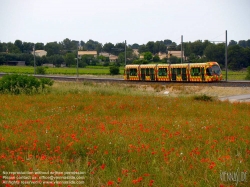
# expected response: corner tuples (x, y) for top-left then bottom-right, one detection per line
(221, 70), (248, 81)
(0, 65), (248, 80)
(0, 81), (249, 187)
(0, 66), (125, 75)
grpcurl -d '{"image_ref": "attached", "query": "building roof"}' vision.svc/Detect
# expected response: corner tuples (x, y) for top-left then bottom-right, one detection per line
(35, 50), (46, 52)
(99, 52), (110, 57)
(109, 55), (118, 60)
(168, 51), (182, 54)
(78, 51), (97, 56)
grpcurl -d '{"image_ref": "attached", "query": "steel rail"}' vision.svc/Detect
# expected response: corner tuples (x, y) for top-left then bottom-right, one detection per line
(0, 73), (249, 87)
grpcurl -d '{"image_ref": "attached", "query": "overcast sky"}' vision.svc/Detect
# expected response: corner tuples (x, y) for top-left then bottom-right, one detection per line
(1, 0), (250, 45)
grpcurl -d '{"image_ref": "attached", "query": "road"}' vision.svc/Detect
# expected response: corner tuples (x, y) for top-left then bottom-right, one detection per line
(219, 94), (250, 103)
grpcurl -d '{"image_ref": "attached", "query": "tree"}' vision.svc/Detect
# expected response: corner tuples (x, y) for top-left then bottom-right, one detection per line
(7, 42), (21, 53)
(138, 45), (148, 53)
(95, 43), (103, 54)
(103, 43), (115, 54)
(228, 40), (237, 46)
(47, 55), (64, 67)
(188, 53), (199, 63)
(245, 66), (250, 80)
(131, 43), (140, 49)
(228, 45), (246, 70)
(189, 40), (204, 57)
(35, 43), (45, 50)
(64, 53), (75, 67)
(146, 41), (155, 54)
(133, 59), (149, 64)
(0, 55), (6, 65)
(62, 38), (75, 50)
(179, 42), (191, 57)
(117, 51), (134, 65)
(244, 47), (250, 67)
(169, 56), (178, 64)
(167, 42), (177, 51)
(85, 39), (100, 51)
(154, 41), (166, 54)
(23, 42), (34, 53)
(204, 43), (225, 65)
(144, 52), (153, 61)
(80, 40), (85, 47)
(0, 42), (3, 52)
(80, 55), (95, 65)
(238, 40), (246, 48)
(153, 55), (160, 62)
(110, 66), (120, 75)
(45, 42), (61, 56)
(14, 40), (23, 52)
(41, 56), (49, 65)
(246, 39), (250, 48)
(164, 39), (172, 46)
(19, 53), (33, 66)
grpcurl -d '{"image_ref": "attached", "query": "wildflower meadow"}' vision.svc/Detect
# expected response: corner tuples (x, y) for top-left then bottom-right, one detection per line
(0, 82), (249, 187)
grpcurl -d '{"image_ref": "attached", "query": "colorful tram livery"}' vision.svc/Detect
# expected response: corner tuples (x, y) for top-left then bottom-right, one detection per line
(124, 62), (222, 82)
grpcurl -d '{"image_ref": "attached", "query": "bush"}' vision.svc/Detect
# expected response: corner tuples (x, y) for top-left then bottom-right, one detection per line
(40, 78), (54, 90)
(103, 61), (110, 67)
(245, 66), (250, 80)
(193, 94), (213, 102)
(109, 66), (120, 75)
(0, 74), (54, 94)
(36, 66), (46, 74)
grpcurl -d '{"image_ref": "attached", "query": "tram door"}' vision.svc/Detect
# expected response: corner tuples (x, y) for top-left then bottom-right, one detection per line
(126, 69), (130, 79)
(150, 68), (155, 81)
(141, 68), (146, 81)
(201, 68), (205, 82)
(182, 68), (187, 81)
(171, 68), (177, 81)
(145, 68), (155, 81)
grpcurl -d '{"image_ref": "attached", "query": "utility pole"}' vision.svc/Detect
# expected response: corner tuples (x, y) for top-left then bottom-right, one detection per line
(225, 30), (228, 81)
(76, 44), (79, 79)
(181, 35), (183, 64)
(33, 45), (36, 75)
(125, 40), (126, 66)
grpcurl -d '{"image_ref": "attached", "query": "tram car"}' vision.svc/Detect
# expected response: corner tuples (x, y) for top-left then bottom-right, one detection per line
(124, 62), (222, 82)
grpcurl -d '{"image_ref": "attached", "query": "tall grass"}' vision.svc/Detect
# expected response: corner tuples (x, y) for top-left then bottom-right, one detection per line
(0, 66), (124, 75)
(0, 82), (249, 187)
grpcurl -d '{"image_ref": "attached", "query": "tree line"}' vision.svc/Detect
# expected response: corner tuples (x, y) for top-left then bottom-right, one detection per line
(0, 38), (250, 70)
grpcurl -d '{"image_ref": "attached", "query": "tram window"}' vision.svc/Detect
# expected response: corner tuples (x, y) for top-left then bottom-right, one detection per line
(182, 68), (186, 74)
(206, 68), (212, 76)
(158, 68), (167, 76)
(177, 68), (181, 76)
(172, 68), (177, 74)
(146, 69), (149, 76)
(191, 68), (200, 76)
(212, 65), (221, 75)
(129, 68), (137, 76)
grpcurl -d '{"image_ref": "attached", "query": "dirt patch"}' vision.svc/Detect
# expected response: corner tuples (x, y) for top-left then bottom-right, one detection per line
(139, 85), (250, 98)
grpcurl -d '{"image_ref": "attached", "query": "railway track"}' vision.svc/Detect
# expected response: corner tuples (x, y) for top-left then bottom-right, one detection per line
(0, 73), (250, 87)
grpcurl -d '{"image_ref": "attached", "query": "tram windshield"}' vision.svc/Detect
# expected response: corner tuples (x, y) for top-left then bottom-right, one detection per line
(206, 65), (221, 76)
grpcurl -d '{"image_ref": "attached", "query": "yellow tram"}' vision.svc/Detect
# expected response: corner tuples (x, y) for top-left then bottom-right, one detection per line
(124, 62), (222, 82)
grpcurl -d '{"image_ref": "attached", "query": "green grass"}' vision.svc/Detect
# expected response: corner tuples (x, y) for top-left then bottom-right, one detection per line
(0, 65), (125, 75)
(0, 82), (249, 187)
(222, 70), (248, 80)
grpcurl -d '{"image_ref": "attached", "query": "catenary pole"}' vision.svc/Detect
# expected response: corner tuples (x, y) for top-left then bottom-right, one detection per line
(181, 35), (183, 63)
(33, 45), (36, 75)
(125, 40), (126, 66)
(77, 45), (79, 79)
(225, 30), (228, 81)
